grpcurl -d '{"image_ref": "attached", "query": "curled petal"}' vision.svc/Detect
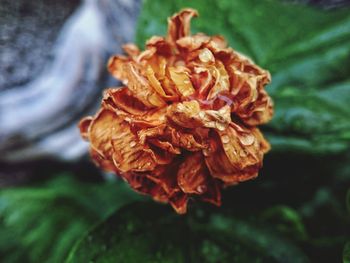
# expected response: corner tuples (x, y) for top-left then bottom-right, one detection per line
(102, 87), (149, 115)
(122, 43), (140, 59)
(149, 139), (181, 155)
(88, 109), (161, 173)
(145, 65), (178, 101)
(198, 48), (215, 63)
(226, 53), (273, 125)
(204, 124), (269, 185)
(167, 8), (198, 45)
(123, 172), (169, 203)
(123, 63), (167, 108)
(146, 36), (173, 56)
(176, 33), (210, 51)
(79, 117), (92, 140)
(200, 105), (232, 131)
(166, 127), (205, 151)
(168, 66), (195, 97)
(177, 152), (208, 194)
(200, 178), (221, 206)
(166, 100), (202, 128)
(137, 123), (204, 152)
(217, 124), (265, 170)
(108, 58), (166, 108)
(207, 61), (230, 100)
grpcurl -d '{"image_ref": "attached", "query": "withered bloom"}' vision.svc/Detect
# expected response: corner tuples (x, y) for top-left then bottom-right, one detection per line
(79, 8), (273, 214)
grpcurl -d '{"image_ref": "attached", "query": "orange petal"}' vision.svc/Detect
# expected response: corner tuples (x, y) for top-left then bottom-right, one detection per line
(108, 58), (166, 108)
(177, 152), (208, 194)
(226, 52), (273, 125)
(166, 100), (202, 128)
(176, 33), (210, 51)
(149, 139), (181, 155)
(89, 148), (116, 173)
(107, 55), (130, 84)
(102, 87), (149, 115)
(207, 61), (230, 100)
(122, 43), (140, 59)
(145, 65), (178, 101)
(167, 8), (198, 45)
(124, 63), (167, 108)
(88, 109), (158, 173)
(204, 124), (269, 185)
(146, 36), (173, 56)
(78, 116), (92, 140)
(165, 126), (205, 152)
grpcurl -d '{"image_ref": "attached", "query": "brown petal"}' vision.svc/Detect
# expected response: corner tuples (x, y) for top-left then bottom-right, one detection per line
(200, 178), (222, 206)
(123, 172), (169, 203)
(169, 191), (188, 214)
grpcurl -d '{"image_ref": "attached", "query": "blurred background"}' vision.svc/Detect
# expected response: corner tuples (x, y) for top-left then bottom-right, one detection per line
(0, 0), (350, 262)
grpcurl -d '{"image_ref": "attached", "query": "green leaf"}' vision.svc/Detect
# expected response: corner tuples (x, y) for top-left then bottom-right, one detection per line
(0, 175), (140, 263)
(344, 242), (350, 263)
(136, 0), (350, 155)
(67, 202), (309, 263)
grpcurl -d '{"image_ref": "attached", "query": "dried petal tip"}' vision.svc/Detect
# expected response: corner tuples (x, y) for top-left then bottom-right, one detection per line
(79, 9), (273, 214)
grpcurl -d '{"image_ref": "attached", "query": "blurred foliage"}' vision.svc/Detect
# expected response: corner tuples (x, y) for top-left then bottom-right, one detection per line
(67, 203), (309, 263)
(1, 0), (350, 262)
(0, 175), (140, 263)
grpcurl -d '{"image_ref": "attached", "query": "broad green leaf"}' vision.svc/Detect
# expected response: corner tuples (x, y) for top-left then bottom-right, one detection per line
(136, 0), (350, 155)
(67, 202), (309, 263)
(0, 175), (140, 263)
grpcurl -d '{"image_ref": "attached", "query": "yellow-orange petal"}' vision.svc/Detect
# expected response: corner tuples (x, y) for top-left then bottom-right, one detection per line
(168, 66), (195, 97)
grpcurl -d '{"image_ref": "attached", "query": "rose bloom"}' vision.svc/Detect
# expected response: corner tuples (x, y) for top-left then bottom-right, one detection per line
(79, 8), (273, 214)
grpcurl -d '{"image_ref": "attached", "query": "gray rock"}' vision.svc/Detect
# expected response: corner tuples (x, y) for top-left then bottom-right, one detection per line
(0, 0), (141, 163)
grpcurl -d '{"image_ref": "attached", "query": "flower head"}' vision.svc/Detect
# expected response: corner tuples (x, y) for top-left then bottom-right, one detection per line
(79, 8), (273, 214)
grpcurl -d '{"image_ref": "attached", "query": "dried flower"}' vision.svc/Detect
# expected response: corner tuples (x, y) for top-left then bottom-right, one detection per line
(79, 8), (273, 214)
